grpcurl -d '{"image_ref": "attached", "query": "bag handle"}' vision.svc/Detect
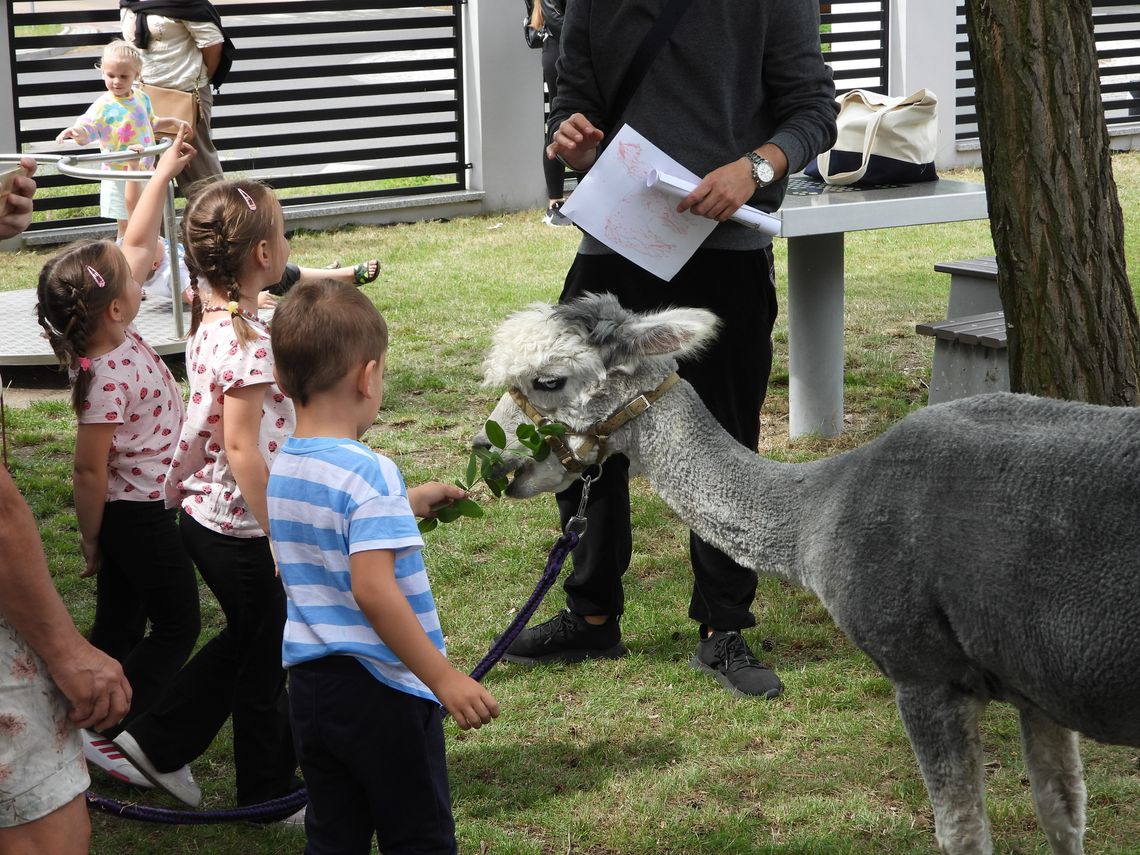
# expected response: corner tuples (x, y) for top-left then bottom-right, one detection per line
(816, 90), (930, 186)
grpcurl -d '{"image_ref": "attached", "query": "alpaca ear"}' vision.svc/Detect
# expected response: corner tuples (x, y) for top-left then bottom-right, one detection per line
(624, 307), (720, 359)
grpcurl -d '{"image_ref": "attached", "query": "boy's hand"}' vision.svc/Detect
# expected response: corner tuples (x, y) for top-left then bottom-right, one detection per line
(408, 481), (467, 519)
(434, 669), (499, 731)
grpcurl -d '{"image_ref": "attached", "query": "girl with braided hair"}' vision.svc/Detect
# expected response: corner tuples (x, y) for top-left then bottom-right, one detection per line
(111, 179), (304, 823)
(34, 128), (199, 789)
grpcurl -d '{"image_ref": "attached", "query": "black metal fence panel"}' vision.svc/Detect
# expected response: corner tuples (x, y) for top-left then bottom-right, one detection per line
(7, 0), (466, 231)
(822, 0), (890, 95)
(955, 2), (1140, 141)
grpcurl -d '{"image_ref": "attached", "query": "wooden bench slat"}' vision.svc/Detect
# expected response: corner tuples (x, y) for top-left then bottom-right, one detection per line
(916, 310), (1007, 349)
(932, 256), (998, 279)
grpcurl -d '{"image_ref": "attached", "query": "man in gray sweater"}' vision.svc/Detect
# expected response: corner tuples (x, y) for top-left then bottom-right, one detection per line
(504, 0), (838, 699)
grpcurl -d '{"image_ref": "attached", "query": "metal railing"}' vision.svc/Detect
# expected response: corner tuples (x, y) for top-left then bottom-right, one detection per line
(7, 0), (466, 231)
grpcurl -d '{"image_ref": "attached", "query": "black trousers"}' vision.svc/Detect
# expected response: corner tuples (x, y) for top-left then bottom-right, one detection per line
(129, 514), (298, 805)
(290, 657), (455, 855)
(89, 500), (200, 736)
(541, 37), (565, 200)
(557, 247), (778, 631)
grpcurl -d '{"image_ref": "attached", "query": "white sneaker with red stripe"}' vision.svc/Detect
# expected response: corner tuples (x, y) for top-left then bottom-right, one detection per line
(82, 730), (153, 788)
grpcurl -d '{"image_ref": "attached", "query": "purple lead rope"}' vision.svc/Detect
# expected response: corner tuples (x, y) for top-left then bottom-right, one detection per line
(86, 529), (581, 825)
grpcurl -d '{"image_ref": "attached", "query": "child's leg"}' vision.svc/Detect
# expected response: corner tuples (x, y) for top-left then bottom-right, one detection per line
(89, 504), (147, 664)
(289, 659), (380, 854)
(178, 523), (297, 805)
(293, 659), (456, 855)
(96, 501), (200, 735)
(124, 513), (242, 772)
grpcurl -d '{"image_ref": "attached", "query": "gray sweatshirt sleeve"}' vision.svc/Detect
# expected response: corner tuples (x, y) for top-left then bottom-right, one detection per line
(762, 0), (839, 173)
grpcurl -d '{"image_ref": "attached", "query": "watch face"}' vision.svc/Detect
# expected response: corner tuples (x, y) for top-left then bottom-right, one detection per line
(750, 154), (774, 184)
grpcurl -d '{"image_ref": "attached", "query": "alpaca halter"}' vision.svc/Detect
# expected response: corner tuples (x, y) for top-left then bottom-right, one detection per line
(508, 372), (680, 474)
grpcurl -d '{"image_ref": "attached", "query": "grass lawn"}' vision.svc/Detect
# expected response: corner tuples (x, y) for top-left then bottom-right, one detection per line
(2, 157), (1139, 854)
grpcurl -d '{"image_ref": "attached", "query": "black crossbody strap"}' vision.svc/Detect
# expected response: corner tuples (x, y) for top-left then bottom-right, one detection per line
(605, 0), (695, 134)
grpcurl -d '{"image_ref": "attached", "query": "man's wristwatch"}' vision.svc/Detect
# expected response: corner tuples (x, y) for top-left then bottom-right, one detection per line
(746, 151), (776, 187)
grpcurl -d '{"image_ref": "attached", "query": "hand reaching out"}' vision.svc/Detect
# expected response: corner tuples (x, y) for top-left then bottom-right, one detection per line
(408, 481), (467, 519)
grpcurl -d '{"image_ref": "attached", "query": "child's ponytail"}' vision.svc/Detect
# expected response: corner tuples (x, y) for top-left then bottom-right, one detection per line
(35, 241), (126, 416)
(181, 180), (276, 348)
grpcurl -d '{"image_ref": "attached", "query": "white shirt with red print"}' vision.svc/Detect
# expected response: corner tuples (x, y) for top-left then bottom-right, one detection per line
(76, 326), (184, 502)
(166, 316), (294, 538)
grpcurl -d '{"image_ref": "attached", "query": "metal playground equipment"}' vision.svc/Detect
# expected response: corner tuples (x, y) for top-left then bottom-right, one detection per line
(1, 139), (186, 366)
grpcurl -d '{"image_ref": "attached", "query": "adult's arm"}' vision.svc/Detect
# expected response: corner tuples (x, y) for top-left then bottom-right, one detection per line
(760, 0), (839, 176)
(545, 0), (604, 156)
(0, 465), (130, 729)
(200, 42), (223, 82)
(0, 158), (37, 240)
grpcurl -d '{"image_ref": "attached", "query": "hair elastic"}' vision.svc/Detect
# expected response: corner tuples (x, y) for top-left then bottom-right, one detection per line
(86, 266), (106, 288)
(78, 357), (92, 371)
(236, 188), (257, 211)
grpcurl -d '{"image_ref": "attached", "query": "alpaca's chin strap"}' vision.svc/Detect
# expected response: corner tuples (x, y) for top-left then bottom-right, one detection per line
(508, 372), (680, 474)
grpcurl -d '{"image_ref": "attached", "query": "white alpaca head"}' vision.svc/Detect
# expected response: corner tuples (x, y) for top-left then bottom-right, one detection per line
(478, 293), (719, 497)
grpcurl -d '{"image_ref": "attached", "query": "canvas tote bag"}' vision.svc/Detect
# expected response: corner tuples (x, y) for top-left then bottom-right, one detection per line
(807, 88), (939, 186)
(139, 83), (199, 136)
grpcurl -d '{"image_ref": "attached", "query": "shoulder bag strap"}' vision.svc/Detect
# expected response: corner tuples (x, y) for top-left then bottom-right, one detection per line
(604, 0), (695, 135)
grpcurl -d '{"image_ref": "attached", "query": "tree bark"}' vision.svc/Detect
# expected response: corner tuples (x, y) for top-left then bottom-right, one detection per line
(964, 0), (1140, 404)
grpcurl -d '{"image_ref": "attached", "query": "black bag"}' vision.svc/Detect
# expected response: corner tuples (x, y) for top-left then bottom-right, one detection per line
(523, 0), (544, 48)
(524, 17), (544, 48)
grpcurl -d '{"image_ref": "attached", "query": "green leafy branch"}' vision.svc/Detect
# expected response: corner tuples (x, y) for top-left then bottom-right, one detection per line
(418, 419), (567, 533)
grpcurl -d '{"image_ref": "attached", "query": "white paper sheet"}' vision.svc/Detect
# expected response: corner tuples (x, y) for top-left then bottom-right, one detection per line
(559, 125), (719, 281)
(645, 170), (782, 236)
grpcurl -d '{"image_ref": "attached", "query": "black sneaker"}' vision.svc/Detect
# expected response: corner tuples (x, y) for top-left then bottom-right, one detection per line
(542, 201), (573, 227)
(691, 628), (784, 699)
(502, 609), (627, 665)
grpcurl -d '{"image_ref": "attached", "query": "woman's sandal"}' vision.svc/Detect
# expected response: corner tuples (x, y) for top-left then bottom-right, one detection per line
(351, 259), (380, 286)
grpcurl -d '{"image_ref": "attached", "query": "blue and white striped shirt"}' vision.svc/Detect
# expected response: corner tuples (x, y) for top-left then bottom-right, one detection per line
(267, 436), (444, 702)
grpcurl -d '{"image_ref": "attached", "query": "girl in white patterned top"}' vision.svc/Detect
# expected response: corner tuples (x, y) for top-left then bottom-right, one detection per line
(112, 179), (304, 814)
(34, 129), (199, 788)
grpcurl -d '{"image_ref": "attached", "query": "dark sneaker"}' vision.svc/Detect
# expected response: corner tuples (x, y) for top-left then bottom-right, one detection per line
(503, 609), (627, 664)
(691, 629), (784, 699)
(542, 201), (573, 227)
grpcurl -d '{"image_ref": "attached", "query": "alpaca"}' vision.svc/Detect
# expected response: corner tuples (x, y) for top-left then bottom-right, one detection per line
(476, 292), (1140, 855)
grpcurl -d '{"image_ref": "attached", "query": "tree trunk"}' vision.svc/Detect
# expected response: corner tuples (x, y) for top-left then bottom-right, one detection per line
(964, 0), (1140, 404)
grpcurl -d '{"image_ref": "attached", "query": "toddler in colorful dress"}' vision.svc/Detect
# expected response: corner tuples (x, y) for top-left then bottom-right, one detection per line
(34, 128), (199, 789)
(56, 40), (188, 240)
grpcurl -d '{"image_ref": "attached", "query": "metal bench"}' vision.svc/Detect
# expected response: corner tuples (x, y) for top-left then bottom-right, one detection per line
(932, 255), (1000, 318)
(917, 260), (1011, 404)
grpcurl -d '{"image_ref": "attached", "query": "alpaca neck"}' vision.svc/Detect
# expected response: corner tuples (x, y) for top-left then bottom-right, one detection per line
(627, 381), (826, 595)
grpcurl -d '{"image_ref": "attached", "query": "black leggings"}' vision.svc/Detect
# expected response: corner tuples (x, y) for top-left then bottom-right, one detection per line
(89, 500), (200, 736)
(541, 37), (565, 201)
(128, 514), (298, 805)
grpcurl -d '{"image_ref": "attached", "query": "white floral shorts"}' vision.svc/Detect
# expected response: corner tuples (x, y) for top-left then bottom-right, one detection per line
(0, 617), (88, 828)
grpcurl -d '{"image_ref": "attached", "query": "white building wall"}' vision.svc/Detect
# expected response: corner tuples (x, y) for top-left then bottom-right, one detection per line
(464, 0), (548, 213)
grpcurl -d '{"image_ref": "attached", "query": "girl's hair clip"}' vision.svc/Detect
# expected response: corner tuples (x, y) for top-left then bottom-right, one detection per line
(226, 301), (240, 315)
(86, 265), (106, 288)
(78, 357), (92, 371)
(236, 187), (257, 211)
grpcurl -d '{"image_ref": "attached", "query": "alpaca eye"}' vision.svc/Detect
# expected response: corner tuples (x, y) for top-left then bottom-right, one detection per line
(532, 376), (566, 392)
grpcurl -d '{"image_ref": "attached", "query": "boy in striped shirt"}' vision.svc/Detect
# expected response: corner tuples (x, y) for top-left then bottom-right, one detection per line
(267, 280), (499, 854)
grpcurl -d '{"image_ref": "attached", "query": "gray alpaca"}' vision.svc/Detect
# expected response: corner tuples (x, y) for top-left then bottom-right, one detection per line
(477, 293), (1140, 855)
